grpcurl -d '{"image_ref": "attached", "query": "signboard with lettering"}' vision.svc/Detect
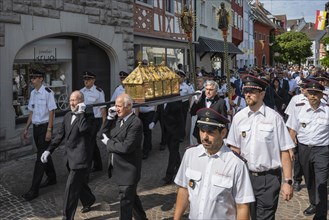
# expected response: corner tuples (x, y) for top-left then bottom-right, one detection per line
(34, 48), (57, 62)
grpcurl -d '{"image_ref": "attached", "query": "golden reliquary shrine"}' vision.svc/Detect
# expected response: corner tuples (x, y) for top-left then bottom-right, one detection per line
(122, 62), (180, 103)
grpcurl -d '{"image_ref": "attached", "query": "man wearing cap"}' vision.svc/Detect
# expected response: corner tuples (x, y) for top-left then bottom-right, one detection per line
(226, 74), (295, 220)
(190, 80), (227, 144)
(110, 71), (128, 102)
(316, 72), (329, 104)
(286, 81), (329, 219)
(80, 71), (106, 172)
(21, 69), (57, 201)
(174, 108), (255, 220)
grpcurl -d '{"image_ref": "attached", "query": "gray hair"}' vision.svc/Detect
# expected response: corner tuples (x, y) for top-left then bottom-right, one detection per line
(204, 80), (219, 91)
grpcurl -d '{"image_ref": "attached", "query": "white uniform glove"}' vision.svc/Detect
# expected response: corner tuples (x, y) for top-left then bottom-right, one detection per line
(148, 122), (155, 130)
(107, 106), (117, 120)
(101, 133), (109, 145)
(41, 150), (51, 163)
(76, 103), (86, 114)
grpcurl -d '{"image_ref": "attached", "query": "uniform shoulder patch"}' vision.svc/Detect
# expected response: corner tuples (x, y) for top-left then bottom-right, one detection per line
(185, 144), (198, 150)
(45, 87), (52, 93)
(231, 150), (247, 163)
(96, 86), (103, 92)
(295, 103), (305, 107)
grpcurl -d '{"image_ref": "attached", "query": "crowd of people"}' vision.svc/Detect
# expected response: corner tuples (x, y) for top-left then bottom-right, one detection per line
(20, 63), (329, 220)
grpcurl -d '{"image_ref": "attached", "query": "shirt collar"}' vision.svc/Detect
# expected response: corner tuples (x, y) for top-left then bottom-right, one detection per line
(247, 104), (266, 117)
(121, 111), (134, 122)
(305, 101), (326, 113)
(84, 84), (95, 92)
(197, 143), (229, 162)
(34, 84), (45, 93)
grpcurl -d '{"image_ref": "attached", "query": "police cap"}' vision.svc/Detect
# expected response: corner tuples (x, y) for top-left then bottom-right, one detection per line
(196, 108), (229, 132)
(119, 71), (129, 78)
(242, 74), (268, 91)
(304, 81), (325, 93)
(83, 71), (96, 79)
(176, 70), (186, 77)
(315, 72), (329, 81)
(29, 69), (45, 78)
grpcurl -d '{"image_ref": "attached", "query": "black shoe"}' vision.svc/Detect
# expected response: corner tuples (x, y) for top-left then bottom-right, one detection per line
(303, 204), (316, 216)
(22, 190), (38, 201)
(39, 179), (57, 188)
(162, 176), (174, 185)
(159, 145), (166, 151)
(293, 182), (301, 192)
(81, 197), (96, 213)
(91, 167), (103, 173)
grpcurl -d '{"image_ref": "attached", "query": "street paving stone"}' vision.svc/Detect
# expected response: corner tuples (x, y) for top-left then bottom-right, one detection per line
(0, 123), (327, 219)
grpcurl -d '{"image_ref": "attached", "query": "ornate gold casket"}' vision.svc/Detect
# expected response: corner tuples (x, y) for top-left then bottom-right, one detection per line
(122, 62), (180, 103)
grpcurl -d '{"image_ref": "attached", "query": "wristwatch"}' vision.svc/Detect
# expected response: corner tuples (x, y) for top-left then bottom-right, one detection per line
(284, 179), (293, 185)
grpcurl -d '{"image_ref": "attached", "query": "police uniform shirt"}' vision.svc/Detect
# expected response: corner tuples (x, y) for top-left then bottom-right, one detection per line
(284, 93), (308, 116)
(322, 86), (329, 104)
(80, 85), (105, 118)
(110, 85), (125, 102)
(226, 104), (295, 172)
(174, 144), (255, 220)
(286, 101), (329, 146)
(28, 85), (57, 125)
(180, 82), (193, 102)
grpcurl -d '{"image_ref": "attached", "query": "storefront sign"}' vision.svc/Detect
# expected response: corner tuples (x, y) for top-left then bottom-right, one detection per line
(34, 48), (57, 62)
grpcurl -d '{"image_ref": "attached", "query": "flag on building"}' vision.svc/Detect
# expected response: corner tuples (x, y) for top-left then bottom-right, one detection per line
(315, 10), (327, 30)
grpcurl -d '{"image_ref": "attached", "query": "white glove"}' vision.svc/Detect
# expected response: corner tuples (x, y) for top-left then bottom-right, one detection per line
(76, 103), (86, 114)
(101, 133), (109, 145)
(148, 122), (155, 130)
(41, 150), (50, 163)
(107, 106), (117, 120)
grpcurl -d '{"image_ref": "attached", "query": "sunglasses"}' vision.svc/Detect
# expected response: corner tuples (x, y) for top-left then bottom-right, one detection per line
(307, 90), (322, 95)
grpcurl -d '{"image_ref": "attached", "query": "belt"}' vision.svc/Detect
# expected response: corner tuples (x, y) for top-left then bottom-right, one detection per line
(33, 122), (48, 127)
(299, 143), (328, 148)
(249, 168), (281, 177)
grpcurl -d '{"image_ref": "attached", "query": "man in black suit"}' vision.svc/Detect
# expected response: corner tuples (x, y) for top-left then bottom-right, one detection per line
(41, 90), (95, 220)
(190, 80), (227, 143)
(149, 100), (184, 185)
(100, 93), (147, 220)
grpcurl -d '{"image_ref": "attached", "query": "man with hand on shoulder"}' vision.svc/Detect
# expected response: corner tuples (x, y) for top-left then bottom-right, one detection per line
(174, 108), (254, 220)
(41, 91), (95, 219)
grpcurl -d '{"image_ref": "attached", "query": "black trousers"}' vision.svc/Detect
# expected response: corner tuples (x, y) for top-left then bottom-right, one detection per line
(298, 143), (329, 219)
(62, 168), (95, 220)
(91, 118), (103, 170)
(139, 111), (155, 155)
(165, 135), (181, 179)
(249, 169), (282, 220)
(181, 100), (189, 138)
(31, 123), (56, 192)
(293, 143), (303, 183)
(118, 185), (147, 220)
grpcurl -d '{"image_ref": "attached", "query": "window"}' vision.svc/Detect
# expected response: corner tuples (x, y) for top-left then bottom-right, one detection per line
(136, 0), (153, 4)
(165, 0), (174, 13)
(201, 0), (206, 25)
(212, 6), (217, 28)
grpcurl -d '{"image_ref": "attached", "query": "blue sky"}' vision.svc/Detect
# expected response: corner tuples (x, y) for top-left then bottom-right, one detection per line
(260, 0), (327, 23)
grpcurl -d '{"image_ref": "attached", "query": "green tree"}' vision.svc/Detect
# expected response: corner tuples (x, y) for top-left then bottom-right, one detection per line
(320, 36), (329, 67)
(272, 32), (312, 65)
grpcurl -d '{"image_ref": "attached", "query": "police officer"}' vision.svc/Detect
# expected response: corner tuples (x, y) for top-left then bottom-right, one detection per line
(110, 71), (128, 102)
(286, 81), (329, 219)
(80, 71), (106, 172)
(226, 75), (295, 220)
(139, 105), (156, 159)
(174, 108), (255, 220)
(21, 69), (57, 201)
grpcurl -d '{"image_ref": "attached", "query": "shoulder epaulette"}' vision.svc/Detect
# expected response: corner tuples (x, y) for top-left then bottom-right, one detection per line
(45, 87), (52, 93)
(185, 144), (198, 150)
(295, 103), (305, 107)
(232, 150), (247, 163)
(96, 86), (103, 92)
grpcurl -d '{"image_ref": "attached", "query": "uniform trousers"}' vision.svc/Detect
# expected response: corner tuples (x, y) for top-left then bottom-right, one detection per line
(165, 135), (181, 179)
(118, 185), (147, 220)
(139, 111), (155, 155)
(298, 143), (329, 219)
(293, 140), (304, 184)
(181, 100), (190, 139)
(31, 123), (56, 192)
(249, 168), (281, 220)
(62, 168), (95, 220)
(91, 118), (103, 170)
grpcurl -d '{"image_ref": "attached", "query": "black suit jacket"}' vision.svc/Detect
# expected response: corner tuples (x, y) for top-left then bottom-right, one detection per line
(48, 112), (92, 170)
(99, 113), (143, 186)
(190, 92), (227, 140)
(152, 101), (183, 141)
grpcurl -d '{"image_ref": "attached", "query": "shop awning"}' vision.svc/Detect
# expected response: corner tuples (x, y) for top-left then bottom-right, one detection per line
(196, 36), (243, 58)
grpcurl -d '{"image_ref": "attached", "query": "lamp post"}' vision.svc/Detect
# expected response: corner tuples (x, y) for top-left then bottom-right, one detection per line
(179, 5), (196, 87)
(217, 3), (231, 101)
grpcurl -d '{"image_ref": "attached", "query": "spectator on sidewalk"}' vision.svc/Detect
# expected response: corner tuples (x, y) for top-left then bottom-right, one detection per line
(21, 69), (57, 201)
(41, 90), (96, 219)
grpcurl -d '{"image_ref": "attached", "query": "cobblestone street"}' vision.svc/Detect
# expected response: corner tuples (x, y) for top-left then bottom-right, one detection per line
(0, 122), (327, 220)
